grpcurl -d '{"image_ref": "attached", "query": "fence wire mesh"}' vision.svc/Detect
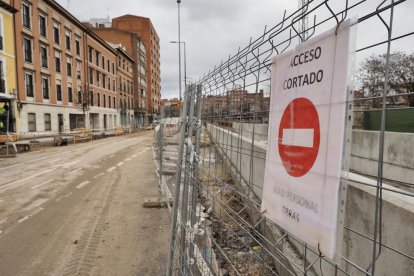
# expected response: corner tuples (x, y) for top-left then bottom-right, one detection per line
(156, 0), (414, 275)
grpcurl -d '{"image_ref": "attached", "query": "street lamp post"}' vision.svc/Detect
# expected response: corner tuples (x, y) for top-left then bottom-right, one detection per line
(177, 0), (182, 100)
(166, 1), (185, 275)
(170, 41), (187, 93)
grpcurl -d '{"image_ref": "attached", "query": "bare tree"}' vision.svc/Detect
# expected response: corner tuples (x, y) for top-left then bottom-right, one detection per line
(357, 52), (414, 107)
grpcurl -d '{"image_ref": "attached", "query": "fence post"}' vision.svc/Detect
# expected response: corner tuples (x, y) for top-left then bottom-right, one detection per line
(159, 107), (164, 191)
(191, 84), (203, 224)
(166, 85), (190, 276)
(179, 84), (196, 274)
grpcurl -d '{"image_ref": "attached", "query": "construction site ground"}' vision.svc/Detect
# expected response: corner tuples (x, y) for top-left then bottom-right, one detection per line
(0, 130), (169, 275)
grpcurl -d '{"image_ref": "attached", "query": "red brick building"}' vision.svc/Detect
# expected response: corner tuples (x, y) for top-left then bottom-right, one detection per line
(111, 15), (161, 116)
(85, 24), (147, 126)
(89, 14), (161, 122)
(85, 33), (118, 130)
(161, 98), (181, 118)
(109, 43), (134, 126)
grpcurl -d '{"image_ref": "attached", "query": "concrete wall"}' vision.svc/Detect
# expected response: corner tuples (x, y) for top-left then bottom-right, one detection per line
(230, 122), (414, 184)
(344, 181), (414, 276)
(207, 123), (414, 276)
(232, 122), (268, 142)
(208, 124), (267, 199)
(351, 130), (414, 184)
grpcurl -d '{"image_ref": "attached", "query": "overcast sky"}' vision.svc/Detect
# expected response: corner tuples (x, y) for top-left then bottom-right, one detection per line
(57, 0), (414, 99)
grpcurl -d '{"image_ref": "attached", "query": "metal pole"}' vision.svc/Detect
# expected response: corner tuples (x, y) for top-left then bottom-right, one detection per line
(177, 0), (182, 101)
(188, 84), (203, 269)
(170, 41), (187, 99)
(179, 84), (195, 274)
(159, 107), (164, 192)
(370, 1), (394, 274)
(6, 101), (9, 156)
(183, 42), (187, 94)
(166, 84), (189, 276)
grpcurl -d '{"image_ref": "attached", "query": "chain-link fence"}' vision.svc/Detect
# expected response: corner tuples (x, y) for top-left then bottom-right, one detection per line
(156, 0), (414, 275)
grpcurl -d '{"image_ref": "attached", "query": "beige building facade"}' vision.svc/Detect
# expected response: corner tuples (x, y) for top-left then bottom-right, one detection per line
(13, 0), (120, 133)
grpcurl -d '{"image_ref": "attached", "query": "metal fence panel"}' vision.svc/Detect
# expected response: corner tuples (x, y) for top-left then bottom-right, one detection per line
(159, 0), (414, 275)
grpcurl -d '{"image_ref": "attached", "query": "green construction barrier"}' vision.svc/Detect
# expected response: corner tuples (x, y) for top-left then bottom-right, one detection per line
(363, 108), (414, 133)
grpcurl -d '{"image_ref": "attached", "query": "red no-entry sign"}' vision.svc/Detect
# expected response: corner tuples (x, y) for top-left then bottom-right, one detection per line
(278, 97), (320, 177)
(262, 20), (354, 259)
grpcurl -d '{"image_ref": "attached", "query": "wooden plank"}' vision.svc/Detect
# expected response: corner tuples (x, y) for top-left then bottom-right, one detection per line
(142, 198), (173, 208)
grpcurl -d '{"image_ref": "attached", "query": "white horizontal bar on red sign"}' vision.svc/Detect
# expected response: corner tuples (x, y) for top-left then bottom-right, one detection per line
(281, 129), (314, 148)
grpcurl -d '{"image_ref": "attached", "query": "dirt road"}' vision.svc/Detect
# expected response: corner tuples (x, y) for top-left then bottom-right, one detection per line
(0, 130), (169, 275)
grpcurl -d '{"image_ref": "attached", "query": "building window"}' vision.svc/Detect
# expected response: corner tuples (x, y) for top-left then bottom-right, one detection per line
(96, 51), (100, 66)
(88, 47), (93, 63)
(112, 63), (115, 74)
(28, 113), (36, 132)
(0, 16), (3, 51)
(97, 93), (100, 107)
(113, 80), (115, 91)
(113, 97), (116, 109)
(68, 84), (72, 102)
(56, 79), (62, 101)
(77, 61), (81, 80)
(102, 56), (105, 69)
(75, 38), (80, 56)
(96, 71), (100, 87)
(77, 86), (82, 104)
(102, 74), (106, 89)
(22, 2), (31, 29)
(0, 61), (5, 93)
(53, 22), (60, 44)
(23, 37), (32, 63)
(39, 14), (47, 37)
(108, 77), (111, 90)
(25, 72), (34, 97)
(66, 57), (72, 76)
(90, 92), (93, 106)
(55, 51), (61, 73)
(109, 96), (111, 108)
(65, 30), (71, 50)
(107, 60), (110, 72)
(103, 94), (106, 108)
(89, 68), (93, 84)
(44, 113), (51, 131)
(40, 45), (48, 68)
(42, 76), (49, 99)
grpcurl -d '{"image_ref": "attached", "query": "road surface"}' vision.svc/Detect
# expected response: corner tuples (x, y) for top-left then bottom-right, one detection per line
(0, 130), (169, 275)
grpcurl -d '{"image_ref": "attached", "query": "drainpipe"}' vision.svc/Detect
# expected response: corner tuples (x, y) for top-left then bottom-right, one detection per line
(12, 0), (19, 133)
(83, 30), (89, 129)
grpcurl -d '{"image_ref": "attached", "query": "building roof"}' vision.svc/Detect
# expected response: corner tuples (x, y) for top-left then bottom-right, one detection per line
(106, 42), (135, 63)
(112, 14), (159, 39)
(113, 14), (151, 21)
